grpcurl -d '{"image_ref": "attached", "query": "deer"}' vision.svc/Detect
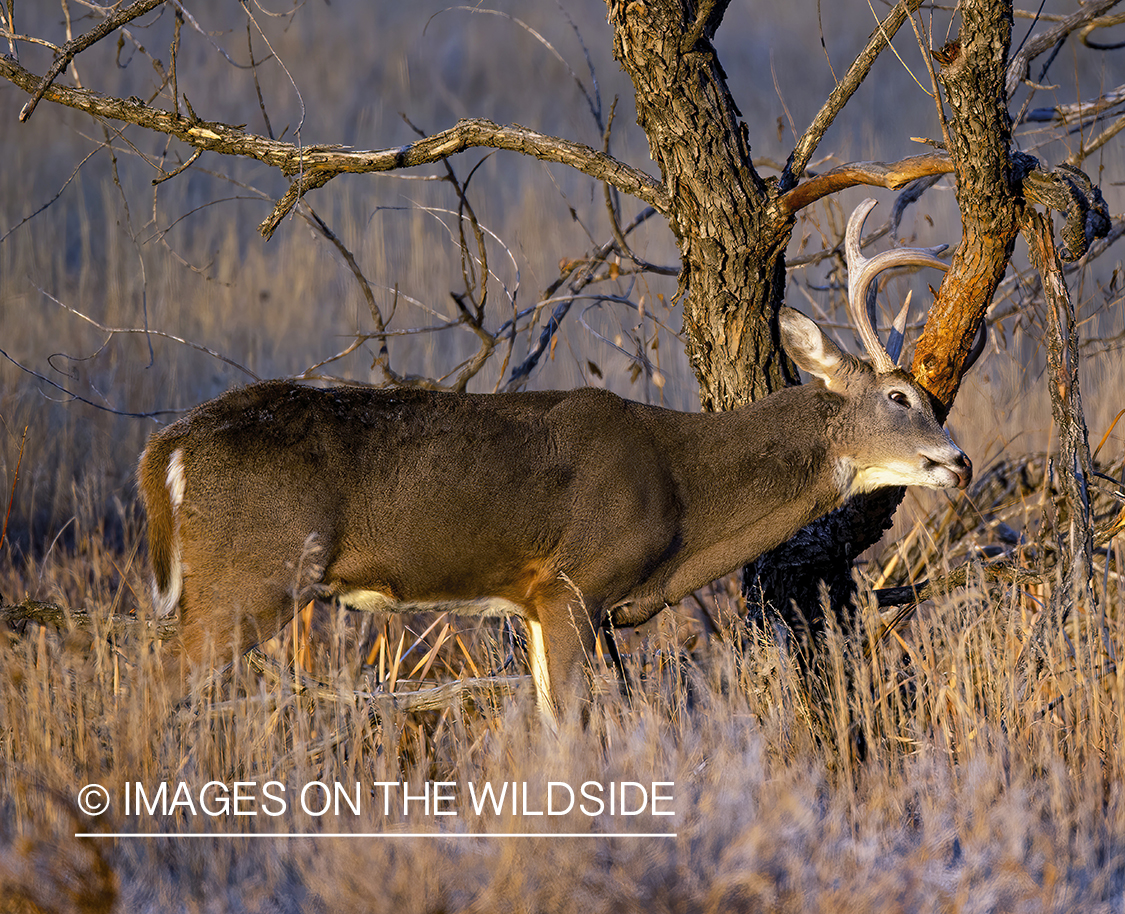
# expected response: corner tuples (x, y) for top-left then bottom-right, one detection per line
(138, 199), (973, 724)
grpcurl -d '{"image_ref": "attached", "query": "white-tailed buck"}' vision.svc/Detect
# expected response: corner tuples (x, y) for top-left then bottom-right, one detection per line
(139, 200), (972, 722)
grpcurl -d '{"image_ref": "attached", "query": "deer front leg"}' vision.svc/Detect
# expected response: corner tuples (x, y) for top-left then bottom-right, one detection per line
(524, 589), (600, 728)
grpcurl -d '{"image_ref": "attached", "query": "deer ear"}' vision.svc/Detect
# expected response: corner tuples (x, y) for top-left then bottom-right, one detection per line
(778, 307), (854, 390)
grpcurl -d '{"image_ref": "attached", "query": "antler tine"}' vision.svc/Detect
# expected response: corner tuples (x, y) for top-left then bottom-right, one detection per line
(886, 290), (912, 365)
(965, 319), (988, 372)
(845, 199), (951, 373)
(845, 200), (895, 373)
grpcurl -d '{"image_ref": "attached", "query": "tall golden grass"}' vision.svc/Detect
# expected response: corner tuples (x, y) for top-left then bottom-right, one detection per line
(1, 501), (1122, 910)
(2, 1), (1124, 910)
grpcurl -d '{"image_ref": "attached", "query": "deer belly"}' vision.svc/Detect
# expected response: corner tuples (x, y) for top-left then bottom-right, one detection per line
(332, 588), (524, 619)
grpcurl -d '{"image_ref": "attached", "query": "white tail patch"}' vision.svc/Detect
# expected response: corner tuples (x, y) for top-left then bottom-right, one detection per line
(166, 448), (186, 509)
(154, 448), (185, 618)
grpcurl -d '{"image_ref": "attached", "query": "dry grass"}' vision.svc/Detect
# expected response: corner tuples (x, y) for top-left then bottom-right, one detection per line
(0, 501), (1123, 911)
(2, 1), (1125, 910)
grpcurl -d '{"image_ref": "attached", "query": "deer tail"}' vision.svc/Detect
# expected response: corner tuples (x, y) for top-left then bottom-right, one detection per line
(137, 439), (185, 617)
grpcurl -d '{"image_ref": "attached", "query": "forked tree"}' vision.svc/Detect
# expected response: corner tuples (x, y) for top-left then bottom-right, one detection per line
(0, 0), (1115, 647)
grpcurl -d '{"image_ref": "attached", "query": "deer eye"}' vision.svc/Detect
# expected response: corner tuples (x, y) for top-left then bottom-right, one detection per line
(888, 390), (911, 407)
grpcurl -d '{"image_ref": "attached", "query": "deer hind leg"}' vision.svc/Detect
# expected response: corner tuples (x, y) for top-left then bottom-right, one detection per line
(161, 571), (293, 693)
(163, 533), (322, 694)
(600, 615), (633, 703)
(524, 617), (557, 727)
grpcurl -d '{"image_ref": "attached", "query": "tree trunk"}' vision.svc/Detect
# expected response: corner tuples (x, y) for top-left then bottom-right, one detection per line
(607, 0), (797, 409)
(915, 0), (1023, 407)
(607, 0), (1029, 647)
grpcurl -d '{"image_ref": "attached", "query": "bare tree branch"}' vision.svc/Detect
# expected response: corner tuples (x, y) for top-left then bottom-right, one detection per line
(1023, 208), (1099, 664)
(0, 56), (669, 239)
(1005, 0), (1122, 99)
(15, 0), (166, 122)
(783, 0), (924, 188)
(1022, 83), (1125, 126)
(779, 153), (953, 215)
(502, 207), (663, 391)
(1080, 9), (1125, 48)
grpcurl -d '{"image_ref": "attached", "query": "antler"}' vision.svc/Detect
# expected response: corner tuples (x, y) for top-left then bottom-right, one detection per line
(845, 199), (950, 373)
(961, 313), (989, 374)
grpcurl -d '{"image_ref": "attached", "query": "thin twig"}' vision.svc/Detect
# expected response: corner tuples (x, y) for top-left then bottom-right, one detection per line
(18, 0), (165, 122)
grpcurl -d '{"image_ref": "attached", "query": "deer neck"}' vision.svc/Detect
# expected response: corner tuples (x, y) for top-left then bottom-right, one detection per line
(647, 386), (846, 600)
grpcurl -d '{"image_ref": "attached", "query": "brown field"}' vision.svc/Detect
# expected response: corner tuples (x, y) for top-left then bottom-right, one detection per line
(2, 1), (1124, 910)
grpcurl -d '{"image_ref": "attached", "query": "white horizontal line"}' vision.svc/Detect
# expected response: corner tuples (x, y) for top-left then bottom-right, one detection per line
(76, 832), (677, 839)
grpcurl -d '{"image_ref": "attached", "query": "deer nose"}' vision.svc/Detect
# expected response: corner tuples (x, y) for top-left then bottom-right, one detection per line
(952, 452), (972, 489)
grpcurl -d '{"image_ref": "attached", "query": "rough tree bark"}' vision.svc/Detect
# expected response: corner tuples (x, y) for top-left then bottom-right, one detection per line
(605, 0), (942, 409)
(748, 0), (1031, 643)
(606, 0), (795, 408)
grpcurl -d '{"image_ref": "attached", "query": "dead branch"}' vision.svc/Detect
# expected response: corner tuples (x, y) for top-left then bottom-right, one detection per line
(502, 207), (666, 391)
(1023, 207), (1100, 662)
(1005, 0), (1123, 99)
(1080, 10), (1125, 48)
(873, 558), (1048, 609)
(0, 55), (668, 240)
(778, 153), (954, 216)
(0, 595), (179, 642)
(783, 0), (925, 187)
(869, 488), (1125, 651)
(246, 649), (529, 714)
(1022, 162), (1111, 261)
(1021, 84), (1125, 126)
(14, 0), (165, 122)
(869, 557), (1047, 654)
